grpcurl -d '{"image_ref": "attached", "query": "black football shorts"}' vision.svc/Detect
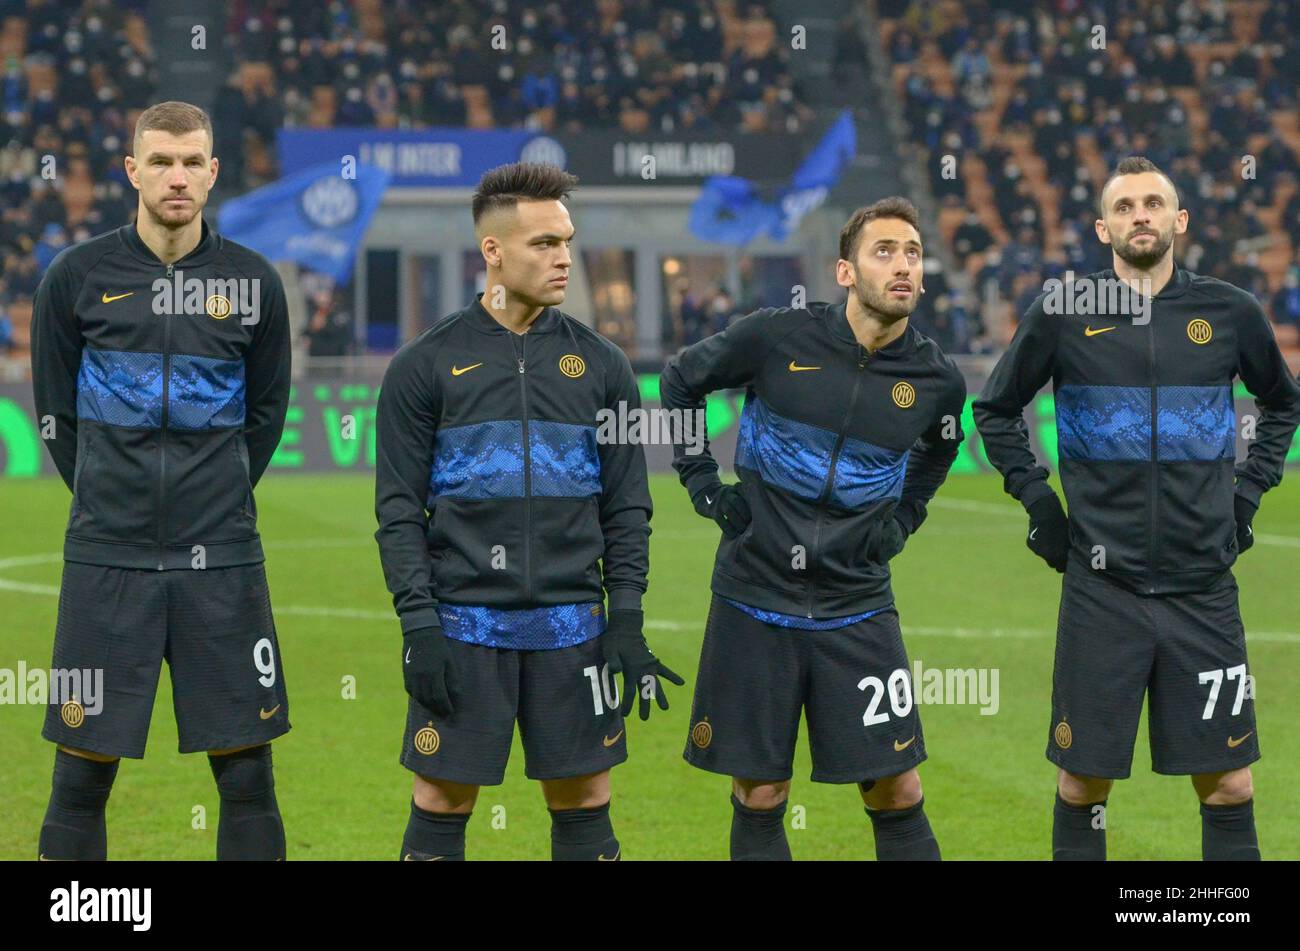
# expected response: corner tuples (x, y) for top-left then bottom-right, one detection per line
(42, 560), (290, 758)
(400, 634), (628, 785)
(684, 595), (926, 783)
(1048, 566), (1258, 778)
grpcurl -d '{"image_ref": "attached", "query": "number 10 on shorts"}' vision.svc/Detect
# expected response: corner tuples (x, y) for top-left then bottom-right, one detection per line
(583, 663), (620, 715)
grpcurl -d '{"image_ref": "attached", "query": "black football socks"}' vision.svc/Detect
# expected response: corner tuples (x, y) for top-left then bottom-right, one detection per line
(208, 744), (286, 860)
(550, 800), (620, 861)
(39, 749), (119, 860)
(1201, 799), (1260, 861)
(865, 796), (942, 861)
(1053, 791), (1107, 861)
(730, 793), (792, 861)
(401, 799), (470, 861)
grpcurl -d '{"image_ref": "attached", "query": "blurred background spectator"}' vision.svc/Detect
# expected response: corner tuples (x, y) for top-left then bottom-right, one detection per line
(882, 0), (1300, 350)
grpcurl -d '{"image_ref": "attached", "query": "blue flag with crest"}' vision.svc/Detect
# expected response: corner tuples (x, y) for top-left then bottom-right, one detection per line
(217, 161), (391, 284)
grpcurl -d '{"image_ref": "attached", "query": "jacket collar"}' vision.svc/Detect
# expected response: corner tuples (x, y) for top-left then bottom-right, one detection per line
(119, 217), (219, 267)
(1097, 259), (1191, 301)
(466, 293), (561, 335)
(1155, 259), (1191, 299)
(827, 298), (917, 357)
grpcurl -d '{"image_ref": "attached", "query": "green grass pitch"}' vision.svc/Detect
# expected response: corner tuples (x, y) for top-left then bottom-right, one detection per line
(2, 471), (1297, 860)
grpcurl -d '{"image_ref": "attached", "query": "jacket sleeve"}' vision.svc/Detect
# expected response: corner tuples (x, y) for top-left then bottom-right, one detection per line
(374, 344), (442, 634)
(898, 370), (967, 533)
(971, 297), (1059, 508)
(244, 267), (292, 487)
(598, 346), (652, 612)
(30, 251), (84, 491)
(1233, 296), (1300, 505)
(658, 308), (786, 500)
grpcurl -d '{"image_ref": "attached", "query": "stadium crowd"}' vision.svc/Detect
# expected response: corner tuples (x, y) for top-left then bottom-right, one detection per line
(0, 0), (815, 368)
(884, 0), (1300, 352)
(4, 0), (1300, 366)
(218, 0), (814, 179)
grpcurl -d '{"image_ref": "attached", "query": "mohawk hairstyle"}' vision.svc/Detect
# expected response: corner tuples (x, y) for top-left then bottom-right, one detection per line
(472, 163), (580, 225)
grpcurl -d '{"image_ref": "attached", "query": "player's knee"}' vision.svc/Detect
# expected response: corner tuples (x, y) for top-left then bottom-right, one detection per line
(208, 744), (274, 801)
(861, 769), (922, 810)
(1193, 768), (1253, 805)
(732, 778), (790, 811)
(1058, 769), (1112, 805)
(207, 743), (263, 757)
(58, 745), (120, 764)
(412, 774), (478, 814)
(541, 770), (610, 811)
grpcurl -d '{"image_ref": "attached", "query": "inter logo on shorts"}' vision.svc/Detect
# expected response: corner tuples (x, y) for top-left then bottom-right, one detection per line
(60, 699), (85, 729)
(206, 294), (233, 320)
(1054, 718), (1072, 750)
(892, 381), (916, 409)
(1187, 318), (1212, 345)
(691, 717), (712, 749)
(413, 722), (441, 755)
(559, 354), (586, 378)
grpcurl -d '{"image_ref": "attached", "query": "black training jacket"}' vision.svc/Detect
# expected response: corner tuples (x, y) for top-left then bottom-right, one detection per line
(30, 219), (291, 570)
(973, 263), (1300, 594)
(660, 300), (967, 619)
(373, 296), (651, 635)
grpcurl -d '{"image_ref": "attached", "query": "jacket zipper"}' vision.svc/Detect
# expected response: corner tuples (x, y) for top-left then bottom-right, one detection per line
(1146, 316), (1158, 593)
(515, 333), (532, 602)
(158, 261), (174, 570)
(806, 347), (868, 617)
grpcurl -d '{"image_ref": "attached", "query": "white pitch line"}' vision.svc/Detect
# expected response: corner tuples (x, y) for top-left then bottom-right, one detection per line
(3, 541), (1297, 643)
(929, 498), (1026, 517)
(276, 605), (392, 621)
(0, 579), (59, 595)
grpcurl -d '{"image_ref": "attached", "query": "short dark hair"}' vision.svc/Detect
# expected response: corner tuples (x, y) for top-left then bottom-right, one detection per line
(1098, 155), (1179, 216)
(839, 196), (921, 260)
(133, 101), (213, 156)
(472, 162), (580, 225)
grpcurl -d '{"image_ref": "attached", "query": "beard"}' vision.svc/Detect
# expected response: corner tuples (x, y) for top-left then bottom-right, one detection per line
(144, 193), (204, 230)
(854, 271), (915, 319)
(1113, 223), (1174, 269)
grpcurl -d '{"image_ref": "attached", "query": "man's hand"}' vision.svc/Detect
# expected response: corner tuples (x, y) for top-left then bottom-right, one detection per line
(1025, 492), (1070, 572)
(865, 499), (927, 563)
(692, 482), (751, 538)
(403, 626), (457, 717)
(865, 517), (908, 563)
(601, 609), (685, 721)
(1233, 492), (1258, 554)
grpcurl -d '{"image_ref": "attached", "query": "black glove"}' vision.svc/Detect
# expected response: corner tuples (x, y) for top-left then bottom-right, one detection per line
(1233, 492), (1258, 554)
(692, 482), (751, 538)
(864, 499), (925, 563)
(865, 517), (908, 563)
(601, 609), (685, 721)
(1025, 492), (1070, 573)
(403, 626), (457, 717)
